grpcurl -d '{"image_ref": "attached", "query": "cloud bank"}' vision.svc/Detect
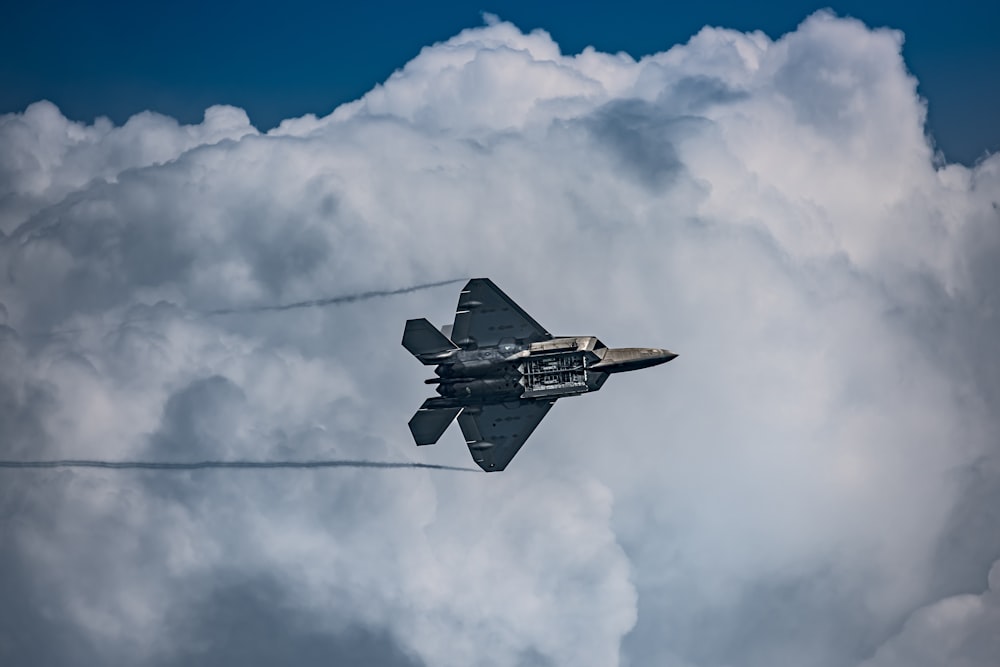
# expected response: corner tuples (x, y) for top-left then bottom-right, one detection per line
(2, 11), (999, 667)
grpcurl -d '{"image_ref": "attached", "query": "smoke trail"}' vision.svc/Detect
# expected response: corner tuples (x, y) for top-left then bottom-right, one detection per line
(0, 459), (478, 472)
(22, 278), (465, 339)
(203, 278), (465, 316)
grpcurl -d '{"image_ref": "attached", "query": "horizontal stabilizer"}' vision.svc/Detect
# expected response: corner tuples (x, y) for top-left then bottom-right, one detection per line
(409, 406), (462, 445)
(403, 318), (458, 362)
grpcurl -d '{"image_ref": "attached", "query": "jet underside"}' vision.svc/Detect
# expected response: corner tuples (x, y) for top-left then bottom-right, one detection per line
(402, 278), (675, 471)
(422, 337), (609, 408)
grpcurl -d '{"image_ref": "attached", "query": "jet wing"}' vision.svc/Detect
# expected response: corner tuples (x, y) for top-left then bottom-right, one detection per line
(451, 278), (551, 348)
(458, 400), (555, 472)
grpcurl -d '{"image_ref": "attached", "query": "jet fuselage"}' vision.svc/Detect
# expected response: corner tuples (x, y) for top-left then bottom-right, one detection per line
(418, 336), (676, 408)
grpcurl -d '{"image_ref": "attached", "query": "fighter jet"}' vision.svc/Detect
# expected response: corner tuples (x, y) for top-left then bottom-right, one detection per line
(403, 278), (677, 472)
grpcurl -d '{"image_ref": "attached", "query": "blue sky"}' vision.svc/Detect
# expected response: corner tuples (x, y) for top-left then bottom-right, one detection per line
(2, 0), (997, 164)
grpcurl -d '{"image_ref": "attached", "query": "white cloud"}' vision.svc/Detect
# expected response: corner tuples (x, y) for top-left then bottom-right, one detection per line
(860, 560), (1000, 667)
(2, 11), (999, 667)
(0, 101), (256, 235)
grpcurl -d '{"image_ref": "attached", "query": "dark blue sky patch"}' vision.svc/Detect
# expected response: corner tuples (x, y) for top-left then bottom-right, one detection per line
(2, 1), (997, 164)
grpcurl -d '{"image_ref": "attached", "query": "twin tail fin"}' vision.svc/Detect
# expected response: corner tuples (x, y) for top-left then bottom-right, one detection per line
(402, 318), (457, 363)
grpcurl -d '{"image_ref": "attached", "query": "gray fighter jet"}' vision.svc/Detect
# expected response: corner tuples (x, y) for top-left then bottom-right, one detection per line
(403, 278), (677, 472)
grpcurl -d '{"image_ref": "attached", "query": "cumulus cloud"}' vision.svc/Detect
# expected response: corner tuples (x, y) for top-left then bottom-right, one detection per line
(2, 10), (999, 667)
(0, 102), (256, 235)
(861, 560), (1000, 667)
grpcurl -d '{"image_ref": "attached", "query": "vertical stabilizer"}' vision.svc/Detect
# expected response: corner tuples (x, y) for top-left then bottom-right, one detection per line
(403, 318), (458, 363)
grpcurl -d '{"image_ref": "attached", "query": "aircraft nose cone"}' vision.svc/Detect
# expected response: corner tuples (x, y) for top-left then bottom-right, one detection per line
(649, 349), (677, 366)
(589, 347), (677, 373)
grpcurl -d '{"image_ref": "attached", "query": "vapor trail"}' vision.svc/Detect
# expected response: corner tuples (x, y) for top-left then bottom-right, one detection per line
(0, 460), (478, 472)
(23, 278), (465, 339)
(204, 278), (465, 315)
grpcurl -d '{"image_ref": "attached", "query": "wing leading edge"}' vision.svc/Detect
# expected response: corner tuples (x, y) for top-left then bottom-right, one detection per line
(458, 401), (555, 472)
(450, 278), (551, 349)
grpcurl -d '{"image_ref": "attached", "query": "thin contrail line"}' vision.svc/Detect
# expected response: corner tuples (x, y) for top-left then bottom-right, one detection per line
(0, 460), (478, 472)
(204, 278), (464, 315)
(22, 278), (465, 339)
